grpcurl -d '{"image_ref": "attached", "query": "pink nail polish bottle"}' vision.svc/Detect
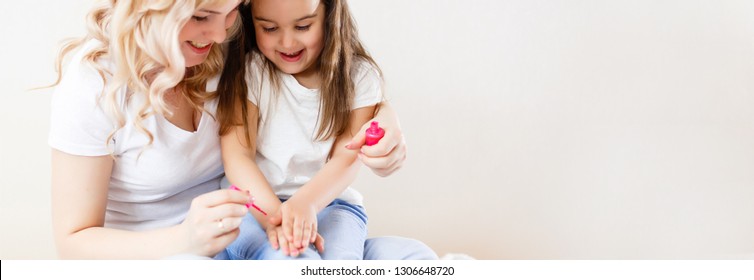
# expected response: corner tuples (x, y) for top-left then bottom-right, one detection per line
(365, 121), (384, 146)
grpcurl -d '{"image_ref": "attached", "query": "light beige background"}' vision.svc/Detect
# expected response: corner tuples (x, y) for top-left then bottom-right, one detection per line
(2, 0), (754, 259)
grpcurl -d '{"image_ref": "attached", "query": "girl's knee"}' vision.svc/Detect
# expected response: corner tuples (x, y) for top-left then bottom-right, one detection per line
(364, 236), (438, 260)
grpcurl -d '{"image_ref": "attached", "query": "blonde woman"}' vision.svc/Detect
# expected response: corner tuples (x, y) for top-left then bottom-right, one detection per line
(49, 0), (430, 259)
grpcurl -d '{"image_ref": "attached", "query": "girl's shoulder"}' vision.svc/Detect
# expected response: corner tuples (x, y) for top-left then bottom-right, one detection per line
(245, 52), (271, 86)
(246, 52), (268, 74)
(351, 57), (382, 87)
(351, 57), (382, 83)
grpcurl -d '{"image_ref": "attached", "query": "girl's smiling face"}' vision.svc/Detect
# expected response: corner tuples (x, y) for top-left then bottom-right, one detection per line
(251, 0), (326, 87)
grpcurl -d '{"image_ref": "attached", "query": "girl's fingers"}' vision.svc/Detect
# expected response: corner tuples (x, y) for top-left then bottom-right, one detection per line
(283, 216), (294, 243)
(277, 229), (290, 256)
(288, 240), (299, 257)
(313, 234), (325, 253)
(293, 217), (305, 248)
(267, 228), (279, 250)
(311, 223), (318, 244)
(301, 222), (313, 249)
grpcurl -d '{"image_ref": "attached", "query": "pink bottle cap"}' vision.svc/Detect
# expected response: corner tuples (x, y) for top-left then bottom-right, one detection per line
(365, 121), (385, 146)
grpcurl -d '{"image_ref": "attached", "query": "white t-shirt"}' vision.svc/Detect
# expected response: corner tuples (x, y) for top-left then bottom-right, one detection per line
(49, 40), (224, 231)
(245, 55), (382, 206)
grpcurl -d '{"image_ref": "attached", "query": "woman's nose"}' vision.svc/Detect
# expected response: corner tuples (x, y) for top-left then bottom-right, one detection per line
(206, 21), (228, 43)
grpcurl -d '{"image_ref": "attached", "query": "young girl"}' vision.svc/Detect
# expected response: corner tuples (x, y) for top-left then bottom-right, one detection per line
(219, 0), (389, 259)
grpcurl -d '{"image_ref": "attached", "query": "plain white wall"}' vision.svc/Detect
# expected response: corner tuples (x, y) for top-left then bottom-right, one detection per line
(2, 0), (754, 259)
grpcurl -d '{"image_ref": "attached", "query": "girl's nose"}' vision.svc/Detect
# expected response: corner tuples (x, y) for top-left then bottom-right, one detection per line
(280, 31), (295, 49)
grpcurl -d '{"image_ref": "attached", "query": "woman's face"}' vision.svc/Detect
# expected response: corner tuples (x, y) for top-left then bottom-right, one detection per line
(179, 0), (241, 67)
(251, 0), (326, 85)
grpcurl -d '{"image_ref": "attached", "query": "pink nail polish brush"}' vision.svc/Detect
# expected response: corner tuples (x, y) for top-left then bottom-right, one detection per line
(229, 185), (268, 215)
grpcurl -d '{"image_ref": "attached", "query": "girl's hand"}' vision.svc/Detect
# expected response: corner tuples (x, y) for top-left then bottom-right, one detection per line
(266, 223), (325, 257)
(268, 200), (318, 254)
(346, 120), (407, 177)
(178, 189), (251, 256)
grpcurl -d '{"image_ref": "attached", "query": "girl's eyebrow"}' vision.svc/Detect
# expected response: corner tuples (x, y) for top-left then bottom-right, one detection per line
(294, 13), (317, 21)
(254, 13), (317, 23)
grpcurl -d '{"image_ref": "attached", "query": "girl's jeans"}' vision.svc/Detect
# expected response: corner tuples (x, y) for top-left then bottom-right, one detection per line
(218, 199), (368, 260)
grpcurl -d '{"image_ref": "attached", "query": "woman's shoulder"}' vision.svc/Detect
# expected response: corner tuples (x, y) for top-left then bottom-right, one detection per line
(52, 38), (124, 116)
(49, 39), (118, 156)
(58, 39), (113, 92)
(68, 39), (111, 70)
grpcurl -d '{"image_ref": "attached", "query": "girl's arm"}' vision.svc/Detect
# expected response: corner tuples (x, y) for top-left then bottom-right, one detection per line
(219, 100), (282, 229)
(277, 105), (376, 249)
(220, 100), (325, 256)
(51, 150), (249, 259)
(346, 101), (407, 177)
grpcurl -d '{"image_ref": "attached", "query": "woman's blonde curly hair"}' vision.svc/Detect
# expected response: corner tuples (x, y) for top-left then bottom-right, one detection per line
(52, 0), (246, 152)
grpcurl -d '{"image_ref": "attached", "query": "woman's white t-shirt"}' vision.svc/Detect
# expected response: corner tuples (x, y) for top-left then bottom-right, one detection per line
(49, 40), (224, 231)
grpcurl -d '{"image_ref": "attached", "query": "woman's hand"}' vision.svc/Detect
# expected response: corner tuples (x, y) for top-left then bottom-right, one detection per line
(178, 189), (251, 257)
(346, 114), (407, 177)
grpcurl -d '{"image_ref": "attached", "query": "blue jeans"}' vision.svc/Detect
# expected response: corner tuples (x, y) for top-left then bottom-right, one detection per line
(176, 236), (435, 260)
(362, 236), (438, 260)
(219, 199), (369, 260)
(215, 236), (438, 260)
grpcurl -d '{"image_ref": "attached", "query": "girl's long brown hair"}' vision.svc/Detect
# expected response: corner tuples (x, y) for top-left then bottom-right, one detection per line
(217, 2), (256, 147)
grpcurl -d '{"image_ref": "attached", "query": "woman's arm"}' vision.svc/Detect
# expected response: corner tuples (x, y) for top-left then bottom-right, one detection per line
(51, 149), (250, 259)
(346, 101), (407, 177)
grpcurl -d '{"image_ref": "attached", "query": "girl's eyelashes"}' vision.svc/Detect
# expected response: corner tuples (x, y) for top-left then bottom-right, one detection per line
(258, 23), (311, 32)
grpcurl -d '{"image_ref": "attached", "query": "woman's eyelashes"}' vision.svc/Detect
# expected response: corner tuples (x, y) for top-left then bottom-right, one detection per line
(295, 24), (311, 31)
(192, 15), (209, 22)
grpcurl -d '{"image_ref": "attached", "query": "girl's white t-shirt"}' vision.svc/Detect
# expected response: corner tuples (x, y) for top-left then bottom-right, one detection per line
(245, 55), (382, 206)
(49, 40), (224, 231)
